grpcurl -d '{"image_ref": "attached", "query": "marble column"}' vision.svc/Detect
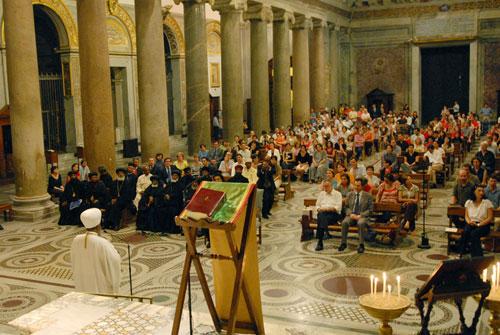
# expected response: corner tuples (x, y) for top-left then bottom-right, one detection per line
(291, 15), (311, 125)
(213, 0), (246, 141)
(135, 0), (169, 161)
(311, 18), (326, 111)
(3, 0), (57, 220)
(272, 9), (294, 129)
(77, 0), (116, 172)
(244, 4), (272, 135)
(174, 0), (210, 154)
(328, 24), (339, 109)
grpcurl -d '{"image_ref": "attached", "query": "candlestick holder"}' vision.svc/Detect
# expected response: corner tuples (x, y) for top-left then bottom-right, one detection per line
(359, 293), (411, 335)
(475, 289), (500, 335)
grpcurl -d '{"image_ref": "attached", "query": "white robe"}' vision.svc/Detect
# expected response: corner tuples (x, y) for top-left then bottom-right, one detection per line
(133, 173), (152, 208)
(71, 232), (121, 294)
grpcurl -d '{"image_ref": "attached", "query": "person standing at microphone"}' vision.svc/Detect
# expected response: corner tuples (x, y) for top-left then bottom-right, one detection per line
(71, 208), (121, 294)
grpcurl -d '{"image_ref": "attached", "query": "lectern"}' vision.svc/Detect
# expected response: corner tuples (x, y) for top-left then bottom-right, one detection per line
(415, 256), (494, 335)
(171, 182), (265, 335)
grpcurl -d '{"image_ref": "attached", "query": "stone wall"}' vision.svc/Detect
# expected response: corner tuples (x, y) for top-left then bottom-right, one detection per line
(355, 45), (408, 111)
(483, 41), (500, 112)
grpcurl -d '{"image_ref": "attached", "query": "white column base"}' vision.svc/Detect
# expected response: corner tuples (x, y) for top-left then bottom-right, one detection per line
(12, 194), (58, 222)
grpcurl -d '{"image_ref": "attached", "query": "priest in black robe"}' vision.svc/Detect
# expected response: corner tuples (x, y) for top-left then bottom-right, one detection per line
(58, 171), (85, 226)
(165, 170), (184, 234)
(105, 168), (137, 230)
(229, 164), (249, 183)
(137, 175), (168, 233)
(84, 172), (110, 211)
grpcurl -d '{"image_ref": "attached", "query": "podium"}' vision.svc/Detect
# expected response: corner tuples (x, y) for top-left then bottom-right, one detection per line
(171, 182), (265, 335)
(415, 256), (494, 335)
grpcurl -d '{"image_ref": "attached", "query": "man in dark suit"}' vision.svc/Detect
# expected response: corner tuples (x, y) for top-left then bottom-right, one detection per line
(339, 178), (373, 253)
(229, 164), (249, 183)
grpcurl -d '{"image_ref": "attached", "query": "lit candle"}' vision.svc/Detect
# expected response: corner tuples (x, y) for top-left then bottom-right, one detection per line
(370, 275), (374, 295)
(388, 284), (392, 296)
(492, 274), (496, 291)
(493, 266), (497, 289)
(483, 269), (488, 282)
(382, 272), (387, 297)
(497, 262), (500, 288)
(396, 275), (401, 297)
(374, 277), (379, 295)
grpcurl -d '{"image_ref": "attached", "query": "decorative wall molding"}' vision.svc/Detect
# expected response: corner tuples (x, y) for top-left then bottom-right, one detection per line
(105, 0), (136, 53)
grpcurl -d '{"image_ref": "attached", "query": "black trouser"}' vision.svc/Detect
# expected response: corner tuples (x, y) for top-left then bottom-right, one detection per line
(460, 224), (491, 257)
(317, 211), (341, 241)
(364, 142), (373, 157)
(373, 139), (380, 152)
(402, 203), (418, 230)
(262, 187), (274, 216)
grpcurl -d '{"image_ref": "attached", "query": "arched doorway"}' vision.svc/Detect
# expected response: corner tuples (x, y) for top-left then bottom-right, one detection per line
(33, 4), (67, 151)
(163, 33), (175, 135)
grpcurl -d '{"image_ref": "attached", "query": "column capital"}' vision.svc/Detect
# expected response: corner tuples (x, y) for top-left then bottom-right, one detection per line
(243, 4), (273, 23)
(272, 8), (295, 25)
(327, 22), (338, 31)
(212, 0), (247, 12)
(291, 14), (312, 30)
(312, 17), (327, 28)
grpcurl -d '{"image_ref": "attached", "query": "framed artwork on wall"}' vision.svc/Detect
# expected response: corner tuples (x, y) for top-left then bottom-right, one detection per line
(210, 62), (220, 88)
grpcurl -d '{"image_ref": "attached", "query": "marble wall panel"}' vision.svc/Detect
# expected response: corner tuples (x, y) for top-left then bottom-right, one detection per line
(355, 45), (407, 111)
(483, 41), (500, 112)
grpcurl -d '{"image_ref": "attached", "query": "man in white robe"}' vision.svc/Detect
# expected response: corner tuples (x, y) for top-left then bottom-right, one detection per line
(133, 165), (152, 208)
(71, 208), (121, 294)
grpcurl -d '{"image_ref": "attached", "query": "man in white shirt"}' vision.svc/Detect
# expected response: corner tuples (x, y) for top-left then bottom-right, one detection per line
(349, 158), (367, 179)
(231, 154), (247, 176)
(424, 142), (444, 186)
(71, 208), (121, 294)
(315, 181), (342, 251)
(410, 128), (425, 144)
(133, 165), (152, 208)
(243, 161), (258, 184)
(266, 143), (281, 164)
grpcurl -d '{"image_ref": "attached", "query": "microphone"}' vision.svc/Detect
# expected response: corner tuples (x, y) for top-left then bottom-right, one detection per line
(103, 229), (133, 296)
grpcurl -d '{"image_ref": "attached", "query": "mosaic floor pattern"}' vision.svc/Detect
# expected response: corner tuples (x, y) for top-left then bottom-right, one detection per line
(0, 147), (496, 334)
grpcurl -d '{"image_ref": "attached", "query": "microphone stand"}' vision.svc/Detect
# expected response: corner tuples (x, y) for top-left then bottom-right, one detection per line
(104, 229), (133, 296)
(418, 170), (431, 249)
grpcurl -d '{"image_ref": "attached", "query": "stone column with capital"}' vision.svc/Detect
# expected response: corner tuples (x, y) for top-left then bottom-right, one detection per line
(272, 9), (294, 129)
(328, 24), (339, 109)
(244, 4), (272, 136)
(213, 0), (246, 141)
(292, 15), (311, 125)
(311, 18), (327, 111)
(175, 0), (211, 154)
(135, 0), (170, 161)
(3, 0), (57, 220)
(77, 0), (116, 172)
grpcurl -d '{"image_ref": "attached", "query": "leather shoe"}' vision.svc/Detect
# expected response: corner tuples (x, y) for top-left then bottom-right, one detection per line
(337, 243), (347, 252)
(315, 241), (324, 251)
(357, 244), (365, 254)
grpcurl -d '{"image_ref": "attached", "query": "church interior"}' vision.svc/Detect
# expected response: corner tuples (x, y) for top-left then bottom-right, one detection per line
(0, 0), (500, 334)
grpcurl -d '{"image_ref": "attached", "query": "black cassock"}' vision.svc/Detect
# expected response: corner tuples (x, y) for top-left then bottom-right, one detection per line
(165, 181), (183, 234)
(58, 179), (85, 226)
(136, 185), (168, 233)
(84, 181), (110, 211)
(105, 176), (136, 230)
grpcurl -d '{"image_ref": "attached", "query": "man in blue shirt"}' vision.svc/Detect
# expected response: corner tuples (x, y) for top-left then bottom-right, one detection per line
(485, 176), (500, 208)
(479, 103), (493, 135)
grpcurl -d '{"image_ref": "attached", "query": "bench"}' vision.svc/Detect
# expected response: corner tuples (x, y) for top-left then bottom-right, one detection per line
(299, 199), (403, 245)
(0, 203), (13, 221)
(279, 169), (294, 200)
(446, 206), (500, 255)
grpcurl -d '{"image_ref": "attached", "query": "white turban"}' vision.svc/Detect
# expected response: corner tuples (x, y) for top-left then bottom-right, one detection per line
(80, 208), (102, 229)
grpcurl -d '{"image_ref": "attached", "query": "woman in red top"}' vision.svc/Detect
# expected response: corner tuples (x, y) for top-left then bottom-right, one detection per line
(376, 173), (400, 223)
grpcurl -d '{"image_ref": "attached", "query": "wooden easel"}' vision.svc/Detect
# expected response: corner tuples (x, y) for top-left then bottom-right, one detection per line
(171, 186), (265, 335)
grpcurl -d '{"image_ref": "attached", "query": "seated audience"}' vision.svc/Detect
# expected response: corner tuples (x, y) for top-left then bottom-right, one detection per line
(315, 181), (343, 251)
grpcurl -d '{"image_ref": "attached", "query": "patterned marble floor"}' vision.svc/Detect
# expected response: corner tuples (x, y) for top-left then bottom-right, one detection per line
(0, 147), (496, 334)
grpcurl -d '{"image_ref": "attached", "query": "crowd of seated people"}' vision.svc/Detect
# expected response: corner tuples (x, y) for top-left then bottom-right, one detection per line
(48, 101), (499, 255)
